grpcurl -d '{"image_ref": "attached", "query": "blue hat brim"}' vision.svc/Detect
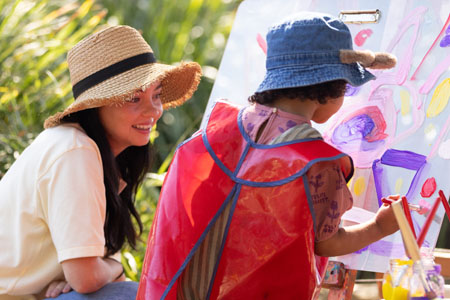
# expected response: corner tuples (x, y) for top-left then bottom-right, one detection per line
(256, 63), (375, 93)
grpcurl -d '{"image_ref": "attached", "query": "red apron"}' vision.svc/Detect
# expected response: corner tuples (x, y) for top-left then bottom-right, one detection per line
(137, 100), (353, 300)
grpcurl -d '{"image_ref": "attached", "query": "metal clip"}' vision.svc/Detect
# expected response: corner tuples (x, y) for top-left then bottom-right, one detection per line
(339, 9), (381, 24)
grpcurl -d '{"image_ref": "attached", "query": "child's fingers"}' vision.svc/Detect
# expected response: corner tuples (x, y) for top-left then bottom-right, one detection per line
(386, 194), (401, 201)
(62, 282), (72, 293)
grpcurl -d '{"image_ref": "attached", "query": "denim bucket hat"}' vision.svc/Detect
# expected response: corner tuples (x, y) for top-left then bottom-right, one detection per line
(256, 12), (396, 92)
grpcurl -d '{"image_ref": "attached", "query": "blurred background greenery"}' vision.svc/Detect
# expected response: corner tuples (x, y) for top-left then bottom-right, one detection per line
(0, 0), (242, 280)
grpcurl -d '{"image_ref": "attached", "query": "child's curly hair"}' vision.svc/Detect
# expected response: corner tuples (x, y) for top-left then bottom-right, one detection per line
(248, 80), (348, 105)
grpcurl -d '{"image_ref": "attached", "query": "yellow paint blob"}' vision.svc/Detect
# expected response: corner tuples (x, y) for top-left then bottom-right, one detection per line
(427, 78), (450, 118)
(353, 177), (366, 196)
(400, 90), (410, 116)
(424, 123), (437, 140)
(382, 274), (409, 300)
(395, 178), (403, 195)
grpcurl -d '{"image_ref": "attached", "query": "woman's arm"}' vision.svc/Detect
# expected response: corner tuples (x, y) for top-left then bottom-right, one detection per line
(61, 256), (123, 294)
(315, 201), (399, 257)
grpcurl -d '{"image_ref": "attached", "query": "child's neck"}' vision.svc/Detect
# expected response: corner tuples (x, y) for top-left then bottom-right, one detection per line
(268, 97), (317, 122)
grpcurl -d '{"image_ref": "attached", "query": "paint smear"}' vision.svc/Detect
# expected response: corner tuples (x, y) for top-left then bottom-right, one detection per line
(395, 178), (403, 195)
(440, 24), (450, 47)
(438, 139), (450, 159)
(412, 11), (450, 80)
(380, 149), (427, 171)
(345, 84), (361, 96)
(420, 177), (436, 197)
(424, 123), (437, 141)
(400, 90), (410, 116)
(256, 33), (267, 55)
(426, 78), (450, 118)
(331, 106), (387, 153)
(354, 29), (373, 47)
(354, 177), (366, 196)
(419, 199), (431, 214)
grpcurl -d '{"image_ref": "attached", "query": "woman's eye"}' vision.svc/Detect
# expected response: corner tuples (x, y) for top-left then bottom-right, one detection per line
(127, 97), (140, 103)
(153, 93), (162, 100)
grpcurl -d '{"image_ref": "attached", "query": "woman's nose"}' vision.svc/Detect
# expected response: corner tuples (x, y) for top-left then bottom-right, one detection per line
(142, 95), (163, 120)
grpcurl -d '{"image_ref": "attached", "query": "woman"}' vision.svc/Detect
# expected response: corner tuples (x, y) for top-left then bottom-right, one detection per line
(0, 25), (201, 299)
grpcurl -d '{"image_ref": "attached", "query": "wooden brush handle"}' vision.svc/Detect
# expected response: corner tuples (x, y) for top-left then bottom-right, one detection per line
(391, 200), (421, 261)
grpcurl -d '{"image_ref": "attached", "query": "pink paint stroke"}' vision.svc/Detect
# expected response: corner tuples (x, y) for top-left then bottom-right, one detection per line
(354, 29), (373, 47)
(411, 13), (450, 80)
(256, 33), (267, 55)
(379, 6), (428, 85)
(363, 8), (427, 146)
(420, 177), (437, 198)
(419, 53), (450, 94)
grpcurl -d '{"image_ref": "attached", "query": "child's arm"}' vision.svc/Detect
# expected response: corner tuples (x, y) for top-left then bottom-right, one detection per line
(314, 201), (399, 257)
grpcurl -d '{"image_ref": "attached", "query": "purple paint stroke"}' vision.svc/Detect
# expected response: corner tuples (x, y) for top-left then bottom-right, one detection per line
(373, 149), (428, 213)
(345, 84), (361, 96)
(440, 24), (450, 47)
(278, 126), (285, 133)
(380, 149), (426, 171)
(440, 34), (450, 47)
(354, 240), (405, 257)
(331, 112), (386, 153)
(372, 159), (387, 207)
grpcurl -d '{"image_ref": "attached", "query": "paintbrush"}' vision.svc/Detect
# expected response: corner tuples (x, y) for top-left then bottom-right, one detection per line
(417, 196), (441, 248)
(381, 197), (428, 215)
(391, 200), (437, 299)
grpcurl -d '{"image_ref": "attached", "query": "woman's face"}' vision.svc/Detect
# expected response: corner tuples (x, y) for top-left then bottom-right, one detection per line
(99, 81), (163, 156)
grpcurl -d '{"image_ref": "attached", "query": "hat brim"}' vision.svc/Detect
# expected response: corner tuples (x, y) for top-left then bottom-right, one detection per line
(256, 63), (375, 93)
(44, 61), (202, 128)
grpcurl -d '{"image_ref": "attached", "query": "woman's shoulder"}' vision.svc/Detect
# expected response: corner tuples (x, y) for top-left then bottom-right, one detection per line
(34, 123), (99, 155)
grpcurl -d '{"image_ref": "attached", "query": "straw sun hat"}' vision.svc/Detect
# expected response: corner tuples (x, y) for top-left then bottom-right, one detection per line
(44, 25), (202, 128)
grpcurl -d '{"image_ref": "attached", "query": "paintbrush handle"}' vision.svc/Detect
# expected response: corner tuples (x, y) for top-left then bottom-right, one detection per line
(381, 197), (420, 211)
(391, 200), (421, 261)
(439, 190), (450, 222)
(417, 196), (441, 248)
(401, 196), (417, 239)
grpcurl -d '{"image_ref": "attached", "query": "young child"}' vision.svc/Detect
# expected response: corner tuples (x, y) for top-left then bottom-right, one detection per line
(137, 12), (398, 300)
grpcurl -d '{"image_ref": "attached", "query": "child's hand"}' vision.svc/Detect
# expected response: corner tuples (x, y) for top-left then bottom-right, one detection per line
(374, 195), (400, 236)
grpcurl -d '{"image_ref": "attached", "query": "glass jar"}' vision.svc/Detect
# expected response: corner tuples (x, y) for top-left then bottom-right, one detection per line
(408, 260), (445, 299)
(382, 258), (412, 300)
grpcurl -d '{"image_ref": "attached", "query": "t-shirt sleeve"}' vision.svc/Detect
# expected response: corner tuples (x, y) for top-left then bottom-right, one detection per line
(306, 160), (353, 242)
(37, 146), (106, 262)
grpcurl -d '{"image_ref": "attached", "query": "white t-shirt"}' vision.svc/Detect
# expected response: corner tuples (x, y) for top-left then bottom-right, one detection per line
(0, 124), (108, 297)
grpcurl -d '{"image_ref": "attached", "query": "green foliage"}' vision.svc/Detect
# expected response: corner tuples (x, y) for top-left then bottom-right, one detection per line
(0, 0), (106, 176)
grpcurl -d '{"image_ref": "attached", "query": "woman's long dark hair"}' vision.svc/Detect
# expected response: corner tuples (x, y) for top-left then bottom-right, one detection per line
(62, 108), (151, 256)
